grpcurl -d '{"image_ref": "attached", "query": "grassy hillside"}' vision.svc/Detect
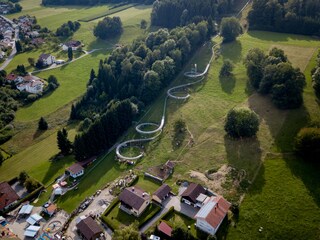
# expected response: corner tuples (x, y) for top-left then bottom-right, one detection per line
(226, 156), (320, 240)
(55, 31), (320, 214)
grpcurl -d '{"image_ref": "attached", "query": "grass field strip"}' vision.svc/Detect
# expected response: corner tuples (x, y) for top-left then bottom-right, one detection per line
(115, 42), (216, 161)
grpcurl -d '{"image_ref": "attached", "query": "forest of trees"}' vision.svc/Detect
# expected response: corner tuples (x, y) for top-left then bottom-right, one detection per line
(248, 0), (320, 36)
(244, 47), (306, 109)
(42, 0), (154, 6)
(56, 21), (81, 37)
(151, 0), (235, 28)
(72, 21), (211, 160)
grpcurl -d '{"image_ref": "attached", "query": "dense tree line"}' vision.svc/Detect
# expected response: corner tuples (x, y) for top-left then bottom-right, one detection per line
(312, 49), (320, 98)
(71, 21), (211, 160)
(151, 0), (235, 28)
(72, 21), (209, 119)
(73, 99), (134, 160)
(244, 47), (306, 109)
(248, 0), (320, 36)
(56, 21), (81, 37)
(42, 0), (154, 6)
(93, 17), (123, 40)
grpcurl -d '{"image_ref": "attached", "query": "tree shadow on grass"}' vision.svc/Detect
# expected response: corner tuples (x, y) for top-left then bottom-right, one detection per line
(220, 40), (243, 63)
(247, 30), (313, 43)
(33, 129), (45, 140)
(224, 135), (264, 191)
(284, 154), (320, 208)
(219, 74), (236, 94)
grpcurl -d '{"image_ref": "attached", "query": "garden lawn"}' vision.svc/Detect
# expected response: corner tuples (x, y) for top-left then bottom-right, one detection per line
(14, 50), (107, 122)
(226, 156), (320, 240)
(134, 176), (162, 194)
(162, 210), (208, 239)
(104, 202), (161, 229)
(0, 128), (77, 185)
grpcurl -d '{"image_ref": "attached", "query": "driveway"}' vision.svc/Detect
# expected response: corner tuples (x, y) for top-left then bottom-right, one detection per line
(140, 195), (199, 233)
(65, 187), (115, 240)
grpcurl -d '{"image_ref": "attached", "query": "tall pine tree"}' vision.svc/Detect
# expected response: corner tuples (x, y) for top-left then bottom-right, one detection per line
(57, 128), (72, 155)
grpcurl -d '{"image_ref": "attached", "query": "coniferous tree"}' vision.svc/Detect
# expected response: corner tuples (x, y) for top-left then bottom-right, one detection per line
(68, 47), (73, 60)
(38, 117), (48, 130)
(57, 128), (72, 155)
(15, 40), (22, 53)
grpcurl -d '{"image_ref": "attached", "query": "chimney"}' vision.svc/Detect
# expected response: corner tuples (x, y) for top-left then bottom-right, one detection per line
(214, 206), (217, 213)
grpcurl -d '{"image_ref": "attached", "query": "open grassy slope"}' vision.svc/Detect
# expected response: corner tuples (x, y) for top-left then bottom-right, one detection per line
(55, 31), (320, 215)
(226, 156), (320, 240)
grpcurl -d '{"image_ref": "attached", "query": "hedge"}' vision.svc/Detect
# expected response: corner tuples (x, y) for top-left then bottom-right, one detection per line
(138, 203), (161, 228)
(100, 197), (120, 231)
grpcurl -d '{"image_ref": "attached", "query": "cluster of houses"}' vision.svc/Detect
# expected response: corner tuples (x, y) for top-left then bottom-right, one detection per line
(11, 15), (47, 48)
(118, 181), (230, 237)
(6, 73), (44, 94)
(0, 16), (15, 59)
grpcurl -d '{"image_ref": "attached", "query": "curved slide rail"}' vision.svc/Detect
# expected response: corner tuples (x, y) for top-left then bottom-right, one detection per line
(116, 43), (215, 160)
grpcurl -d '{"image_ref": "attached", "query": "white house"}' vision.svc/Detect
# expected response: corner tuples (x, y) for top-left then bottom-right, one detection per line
(66, 163), (84, 178)
(38, 53), (55, 66)
(62, 40), (81, 51)
(17, 80), (44, 94)
(195, 196), (231, 236)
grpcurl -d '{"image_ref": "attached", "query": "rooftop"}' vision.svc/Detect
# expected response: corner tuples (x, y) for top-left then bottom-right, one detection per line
(119, 186), (150, 210)
(76, 216), (103, 240)
(0, 182), (19, 210)
(195, 196), (231, 229)
(181, 183), (206, 203)
(153, 184), (171, 200)
(67, 163), (84, 175)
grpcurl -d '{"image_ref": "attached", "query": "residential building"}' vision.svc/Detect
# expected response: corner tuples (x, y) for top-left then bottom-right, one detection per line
(195, 196), (231, 236)
(38, 53), (55, 66)
(119, 186), (150, 217)
(66, 163), (84, 178)
(0, 182), (19, 211)
(62, 40), (81, 51)
(17, 79), (44, 94)
(152, 184), (171, 205)
(5, 73), (24, 84)
(181, 183), (206, 207)
(76, 216), (103, 240)
(42, 203), (57, 217)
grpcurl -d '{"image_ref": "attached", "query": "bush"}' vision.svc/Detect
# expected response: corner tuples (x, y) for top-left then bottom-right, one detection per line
(224, 108), (259, 138)
(19, 171), (28, 184)
(24, 178), (40, 192)
(294, 127), (320, 160)
(220, 17), (242, 42)
(220, 59), (233, 77)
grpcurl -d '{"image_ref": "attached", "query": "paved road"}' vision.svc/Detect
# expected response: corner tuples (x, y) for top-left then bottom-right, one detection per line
(31, 48), (105, 74)
(0, 16), (19, 71)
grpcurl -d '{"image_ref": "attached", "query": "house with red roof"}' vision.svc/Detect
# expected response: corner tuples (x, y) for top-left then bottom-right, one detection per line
(0, 182), (20, 211)
(66, 163), (84, 178)
(157, 221), (172, 238)
(195, 195), (231, 235)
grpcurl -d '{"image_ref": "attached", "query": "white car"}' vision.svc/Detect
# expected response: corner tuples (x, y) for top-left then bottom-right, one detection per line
(149, 235), (160, 240)
(55, 59), (65, 64)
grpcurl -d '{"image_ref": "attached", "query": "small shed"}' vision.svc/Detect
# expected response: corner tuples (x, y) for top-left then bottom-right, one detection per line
(18, 204), (33, 216)
(157, 221), (172, 238)
(24, 225), (41, 238)
(26, 213), (42, 225)
(42, 203), (57, 217)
